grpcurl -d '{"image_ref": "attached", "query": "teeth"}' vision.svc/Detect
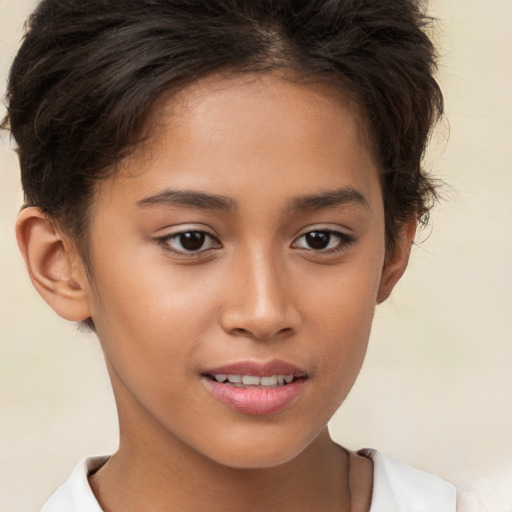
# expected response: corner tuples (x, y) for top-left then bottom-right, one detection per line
(260, 375), (278, 386)
(242, 375), (260, 386)
(212, 374), (295, 387)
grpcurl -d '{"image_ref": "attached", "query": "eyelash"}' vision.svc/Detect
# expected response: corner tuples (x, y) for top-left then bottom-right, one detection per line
(292, 230), (356, 254)
(156, 230), (221, 255)
(155, 228), (355, 256)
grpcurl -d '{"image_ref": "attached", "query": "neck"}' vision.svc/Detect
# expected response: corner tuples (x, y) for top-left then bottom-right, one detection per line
(90, 428), (351, 512)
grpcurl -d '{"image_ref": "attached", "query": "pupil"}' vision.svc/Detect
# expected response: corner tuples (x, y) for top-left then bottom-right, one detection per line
(180, 232), (205, 251)
(306, 231), (330, 249)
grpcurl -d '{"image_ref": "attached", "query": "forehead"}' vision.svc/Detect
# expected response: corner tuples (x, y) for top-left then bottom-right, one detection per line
(97, 72), (381, 212)
(147, 72), (374, 162)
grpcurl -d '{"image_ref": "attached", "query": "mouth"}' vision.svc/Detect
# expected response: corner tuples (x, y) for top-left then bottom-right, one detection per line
(205, 373), (302, 388)
(201, 360), (308, 415)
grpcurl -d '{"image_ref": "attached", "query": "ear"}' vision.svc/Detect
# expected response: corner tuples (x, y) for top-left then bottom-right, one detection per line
(376, 218), (417, 304)
(16, 207), (92, 322)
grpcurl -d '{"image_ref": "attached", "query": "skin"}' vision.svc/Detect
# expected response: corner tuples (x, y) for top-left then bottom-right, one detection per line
(16, 72), (415, 511)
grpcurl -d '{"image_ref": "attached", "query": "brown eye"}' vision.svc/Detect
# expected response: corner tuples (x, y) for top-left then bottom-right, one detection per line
(304, 231), (331, 250)
(292, 229), (355, 252)
(179, 232), (206, 251)
(162, 231), (220, 253)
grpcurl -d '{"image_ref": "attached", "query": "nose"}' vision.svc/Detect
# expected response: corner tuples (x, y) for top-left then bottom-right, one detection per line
(219, 249), (301, 341)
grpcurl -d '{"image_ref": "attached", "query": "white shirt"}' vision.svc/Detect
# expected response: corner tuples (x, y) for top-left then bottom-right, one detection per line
(41, 449), (457, 512)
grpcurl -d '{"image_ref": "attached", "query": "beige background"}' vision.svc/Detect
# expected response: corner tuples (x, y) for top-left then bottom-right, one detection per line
(1, 0), (511, 510)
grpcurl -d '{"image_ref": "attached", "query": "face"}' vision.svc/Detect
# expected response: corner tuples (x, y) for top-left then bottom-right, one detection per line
(84, 72), (388, 469)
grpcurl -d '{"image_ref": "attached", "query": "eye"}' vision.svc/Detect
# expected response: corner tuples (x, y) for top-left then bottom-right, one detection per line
(158, 230), (220, 253)
(292, 230), (354, 252)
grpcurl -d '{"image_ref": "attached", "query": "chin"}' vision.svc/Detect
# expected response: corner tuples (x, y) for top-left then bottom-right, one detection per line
(214, 449), (301, 470)
(198, 427), (318, 470)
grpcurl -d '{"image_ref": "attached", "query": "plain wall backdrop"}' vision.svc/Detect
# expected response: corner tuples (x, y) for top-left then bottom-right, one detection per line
(1, 0), (511, 510)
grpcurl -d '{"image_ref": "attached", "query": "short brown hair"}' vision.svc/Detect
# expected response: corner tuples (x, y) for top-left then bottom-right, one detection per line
(2, 0), (443, 257)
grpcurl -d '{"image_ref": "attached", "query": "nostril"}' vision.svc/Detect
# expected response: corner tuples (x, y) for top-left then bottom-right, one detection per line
(231, 327), (249, 336)
(229, 325), (294, 341)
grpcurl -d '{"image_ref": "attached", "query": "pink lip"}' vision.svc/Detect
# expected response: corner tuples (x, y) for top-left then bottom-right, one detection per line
(201, 359), (308, 416)
(203, 359), (306, 378)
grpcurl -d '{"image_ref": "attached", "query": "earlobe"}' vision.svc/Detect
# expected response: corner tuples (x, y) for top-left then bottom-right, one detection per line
(16, 207), (92, 321)
(376, 219), (417, 304)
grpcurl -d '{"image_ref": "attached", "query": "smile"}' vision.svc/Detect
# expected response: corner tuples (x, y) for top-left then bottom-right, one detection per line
(201, 360), (308, 415)
(209, 374), (296, 387)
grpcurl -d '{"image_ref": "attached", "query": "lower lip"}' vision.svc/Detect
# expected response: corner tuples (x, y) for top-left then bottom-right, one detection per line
(202, 378), (306, 415)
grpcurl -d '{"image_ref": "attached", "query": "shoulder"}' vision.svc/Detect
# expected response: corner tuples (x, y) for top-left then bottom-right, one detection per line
(40, 456), (107, 512)
(360, 448), (457, 512)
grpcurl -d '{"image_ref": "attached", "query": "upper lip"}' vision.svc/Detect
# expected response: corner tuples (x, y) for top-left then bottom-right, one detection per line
(202, 359), (307, 378)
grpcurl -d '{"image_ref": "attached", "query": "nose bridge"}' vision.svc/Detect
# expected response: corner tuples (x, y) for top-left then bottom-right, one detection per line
(220, 243), (298, 340)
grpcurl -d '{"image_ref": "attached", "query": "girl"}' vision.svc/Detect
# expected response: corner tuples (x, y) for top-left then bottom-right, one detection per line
(3, 1), (456, 510)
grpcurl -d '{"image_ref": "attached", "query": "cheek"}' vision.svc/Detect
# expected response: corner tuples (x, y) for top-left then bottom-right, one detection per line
(305, 252), (382, 335)
(89, 230), (221, 327)
(86, 255), (240, 422)
(87, 262), (220, 426)
(90, 266), (219, 361)
(301, 253), (383, 391)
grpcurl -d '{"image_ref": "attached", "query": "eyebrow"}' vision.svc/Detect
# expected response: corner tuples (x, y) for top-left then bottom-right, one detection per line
(137, 186), (368, 213)
(288, 187), (369, 212)
(137, 189), (236, 211)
